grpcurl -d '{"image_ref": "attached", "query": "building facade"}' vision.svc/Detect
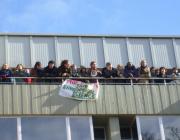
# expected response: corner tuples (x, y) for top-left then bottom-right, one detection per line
(0, 33), (180, 140)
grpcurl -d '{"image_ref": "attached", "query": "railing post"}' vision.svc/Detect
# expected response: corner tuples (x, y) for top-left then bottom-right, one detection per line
(130, 79), (133, 86)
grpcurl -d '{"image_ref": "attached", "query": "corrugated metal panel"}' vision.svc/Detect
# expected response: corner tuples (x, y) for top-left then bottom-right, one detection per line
(0, 37), (5, 66)
(0, 84), (179, 115)
(7, 37), (31, 67)
(80, 38), (105, 67)
(150, 39), (176, 68)
(56, 37), (81, 66)
(0, 35), (178, 68)
(103, 38), (128, 67)
(174, 39), (180, 67)
(128, 38), (152, 67)
(31, 37), (56, 67)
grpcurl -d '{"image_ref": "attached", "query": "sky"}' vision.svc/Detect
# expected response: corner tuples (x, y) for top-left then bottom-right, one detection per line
(0, 0), (180, 35)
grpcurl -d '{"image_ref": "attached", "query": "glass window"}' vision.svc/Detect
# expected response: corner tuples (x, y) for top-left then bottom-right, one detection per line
(21, 117), (67, 140)
(94, 127), (106, 140)
(139, 116), (161, 140)
(70, 117), (92, 140)
(163, 116), (180, 140)
(0, 118), (17, 140)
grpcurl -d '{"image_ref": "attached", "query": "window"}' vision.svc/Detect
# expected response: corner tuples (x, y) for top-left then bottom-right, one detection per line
(163, 116), (180, 140)
(0, 116), (94, 140)
(70, 117), (93, 140)
(0, 118), (17, 140)
(21, 117), (67, 140)
(137, 116), (161, 140)
(94, 127), (106, 140)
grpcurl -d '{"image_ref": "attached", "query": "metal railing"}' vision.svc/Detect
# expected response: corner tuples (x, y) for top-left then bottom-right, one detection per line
(0, 77), (180, 85)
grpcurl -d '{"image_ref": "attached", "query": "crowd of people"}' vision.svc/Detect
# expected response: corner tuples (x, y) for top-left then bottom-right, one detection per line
(0, 59), (179, 84)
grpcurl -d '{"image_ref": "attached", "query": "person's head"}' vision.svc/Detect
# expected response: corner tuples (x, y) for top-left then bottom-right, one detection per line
(172, 67), (178, 74)
(34, 61), (42, 69)
(140, 60), (147, 67)
(61, 60), (70, 68)
(80, 66), (86, 73)
(106, 62), (112, 70)
(16, 64), (24, 71)
(127, 62), (132, 68)
(2, 64), (9, 70)
(159, 67), (166, 75)
(117, 64), (124, 71)
(155, 69), (160, 75)
(71, 64), (77, 70)
(90, 61), (96, 69)
(150, 67), (155, 74)
(48, 60), (55, 69)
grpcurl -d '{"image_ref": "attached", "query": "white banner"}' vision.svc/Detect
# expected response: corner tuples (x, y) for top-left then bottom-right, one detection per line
(59, 79), (99, 100)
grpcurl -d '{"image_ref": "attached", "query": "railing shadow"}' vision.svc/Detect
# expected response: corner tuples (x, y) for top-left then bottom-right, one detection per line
(42, 87), (82, 114)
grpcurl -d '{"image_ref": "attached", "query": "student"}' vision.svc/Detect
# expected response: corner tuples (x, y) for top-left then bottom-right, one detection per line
(150, 67), (157, 83)
(116, 64), (125, 83)
(14, 64), (30, 83)
(44, 60), (58, 83)
(156, 67), (170, 84)
(102, 62), (117, 83)
(79, 66), (89, 83)
(137, 60), (151, 83)
(71, 64), (79, 77)
(168, 67), (180, 84)
(124, 62), (137, 83)
(30, 61), (44, 82)
(58, 60), (71, 77)
(88, 61), (102, 83)
(0, 64), (13, 83)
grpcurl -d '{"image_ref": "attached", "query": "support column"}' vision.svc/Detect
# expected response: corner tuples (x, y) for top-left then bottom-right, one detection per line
(108, 117), (121, 140)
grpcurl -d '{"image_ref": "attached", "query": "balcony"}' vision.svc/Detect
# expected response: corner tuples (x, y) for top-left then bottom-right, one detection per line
(0, 78), (180, 116)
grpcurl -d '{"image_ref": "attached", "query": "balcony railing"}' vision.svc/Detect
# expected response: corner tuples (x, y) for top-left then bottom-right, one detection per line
(0, 77), (180, 85)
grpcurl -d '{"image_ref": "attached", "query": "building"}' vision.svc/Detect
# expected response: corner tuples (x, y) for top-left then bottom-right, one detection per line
(0, 33), (180, 140)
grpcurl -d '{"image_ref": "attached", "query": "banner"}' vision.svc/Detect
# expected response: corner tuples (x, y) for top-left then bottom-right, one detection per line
(59, 79), (99, 100)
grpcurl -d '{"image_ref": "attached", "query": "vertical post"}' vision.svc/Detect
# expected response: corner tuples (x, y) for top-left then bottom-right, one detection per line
(29, 36), (34, 67)
(102, 37), (107, 64)
(164, 79), (167, 85)
(149, 38), (154, 67)
(130, 79), (133, 86)
(172, 38), (178, 67)
(126, 37), (131, 62)
(5, 35), (9, 64)
(54, 36), (58, 66)
(89, 117), (95, 140)
(149, 38), (157, 67)
(136, 117), (142, 140)
(159, 117), (165, 140)
(108, 117), (121, 140)
(78, 37), (83, 66)
(17, 118), (22, 140)
(66, 117), (71, 140)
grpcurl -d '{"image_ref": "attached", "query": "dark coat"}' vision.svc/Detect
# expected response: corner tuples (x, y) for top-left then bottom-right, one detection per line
(0, 69), (13, 82)
(44, 66), (58, 77)
(123, 65), (137, 78)
(156, 74), (172, 83)
(43, 66), (58, 83)
(102, 67), (117, 78)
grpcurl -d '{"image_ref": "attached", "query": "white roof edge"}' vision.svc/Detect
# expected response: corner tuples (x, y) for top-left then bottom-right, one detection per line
(0, 32), (180, 38)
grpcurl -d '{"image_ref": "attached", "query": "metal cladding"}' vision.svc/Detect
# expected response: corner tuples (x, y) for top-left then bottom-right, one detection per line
(0, 34), (179, 68)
